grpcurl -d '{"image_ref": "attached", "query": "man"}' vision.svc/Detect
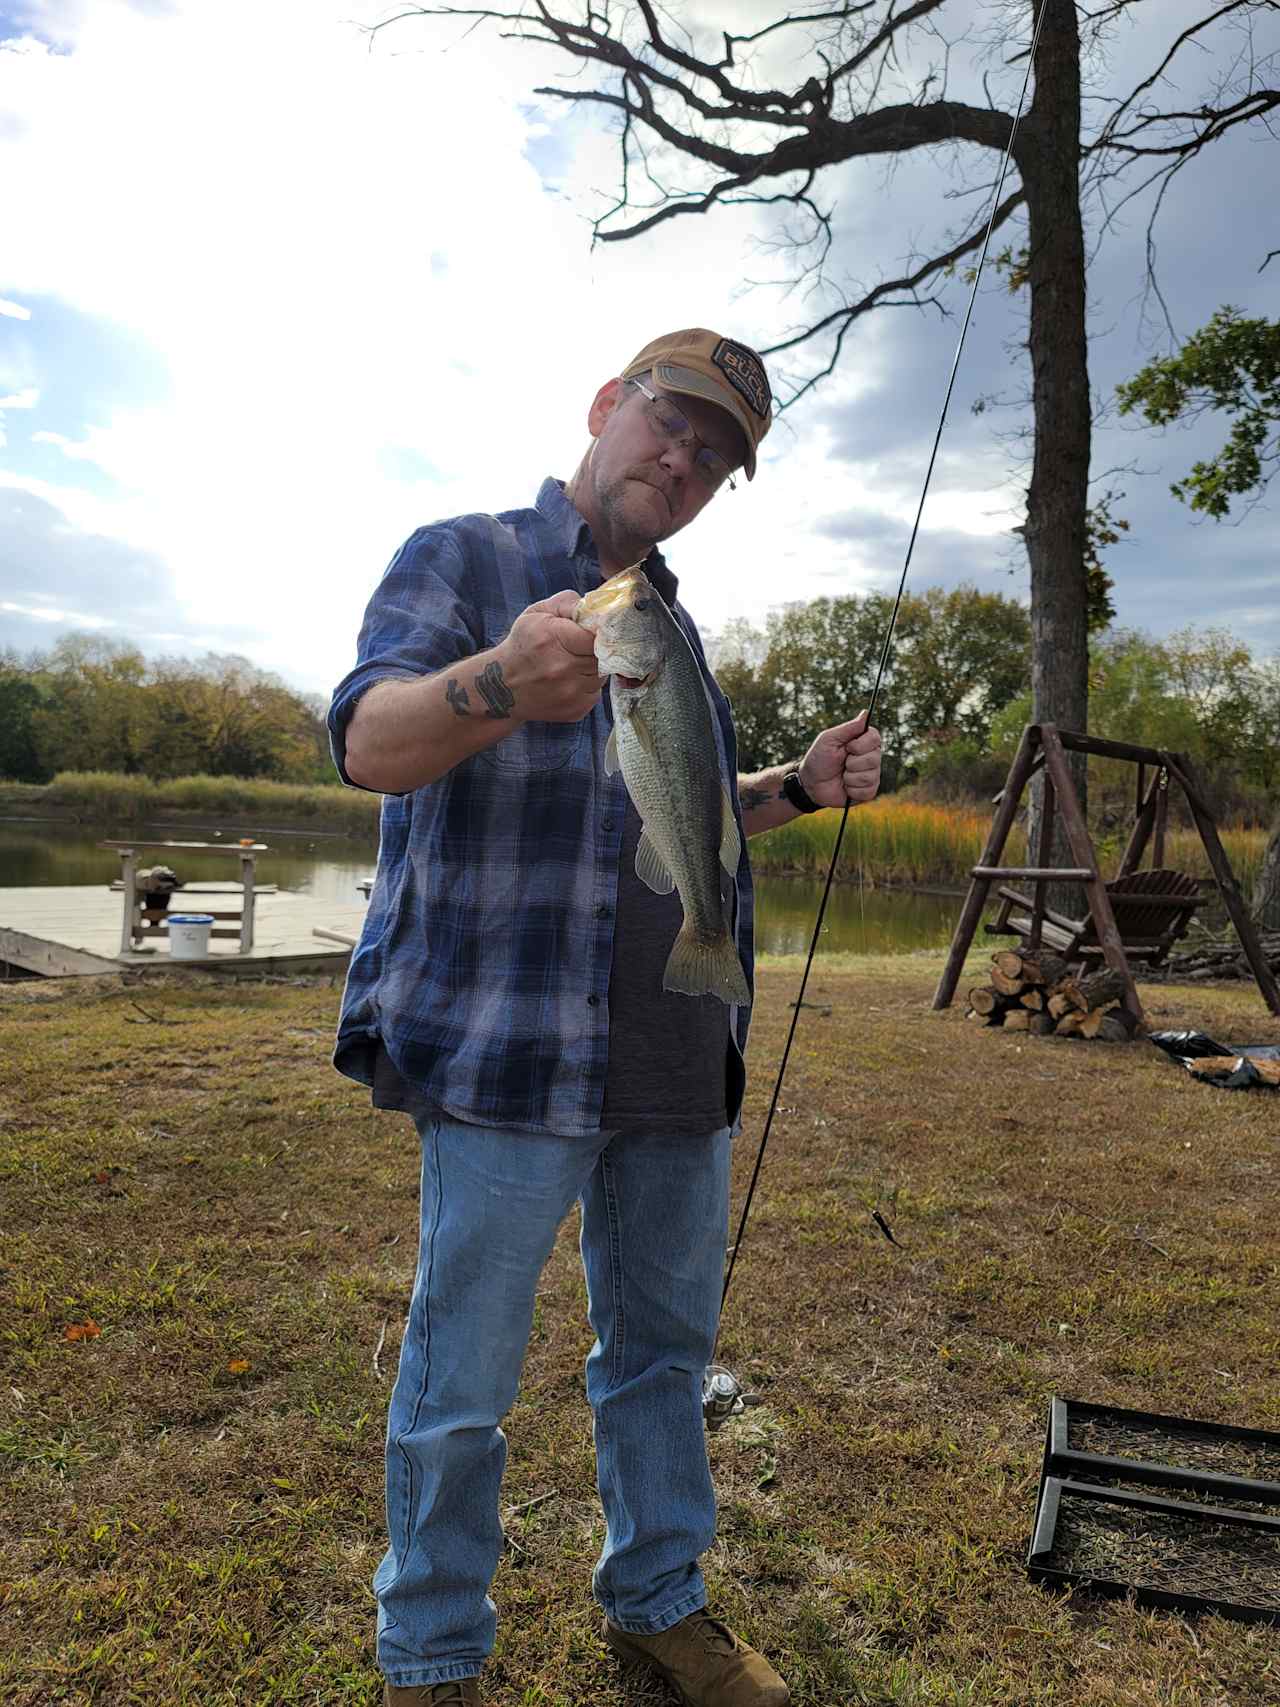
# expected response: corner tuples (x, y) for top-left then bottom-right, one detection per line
(328, 329), (883, 1707)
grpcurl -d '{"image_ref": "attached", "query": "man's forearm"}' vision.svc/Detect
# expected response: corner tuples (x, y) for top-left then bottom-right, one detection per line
(737, 762), (807, 838)
(343, 649), (522, 793)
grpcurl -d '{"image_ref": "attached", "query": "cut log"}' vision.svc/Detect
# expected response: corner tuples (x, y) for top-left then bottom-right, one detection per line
(1094, 1014), (1138, 1043)
(968, 985), (1014, 1018)
(1056, 1011), (1085, 1037)
(1048, 991), (1075, 1020)
(1021, 950), (1072, 988)
(989, 966), (1026, 998)
(992, 950), (1028, 980)
(1187, 1055), (1241, 1078)
(1028, 1012), (1057, 1036)
(1074, 967), (1128, 1012)
(1004, 1009), (1032, 1032)
(1078, 1009), (1105, 1040)
(1253, 1056), (1280, 1086)
(1020, 989), (1046, 1011)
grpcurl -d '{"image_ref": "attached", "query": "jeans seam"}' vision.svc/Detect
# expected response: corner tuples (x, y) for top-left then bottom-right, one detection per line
(600, 1146), (627, 1391)
(394, 1121), (442, 1564)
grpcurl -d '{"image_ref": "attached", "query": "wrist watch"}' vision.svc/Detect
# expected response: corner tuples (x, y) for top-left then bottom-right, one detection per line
(781, 768), (820, 814)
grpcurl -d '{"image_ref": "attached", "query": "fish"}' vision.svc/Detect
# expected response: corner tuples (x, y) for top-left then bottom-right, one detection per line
(575, 567), (750, 1006)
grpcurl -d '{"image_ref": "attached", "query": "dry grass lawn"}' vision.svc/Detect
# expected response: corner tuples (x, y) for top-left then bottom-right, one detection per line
(2, 955), (1279, 1706)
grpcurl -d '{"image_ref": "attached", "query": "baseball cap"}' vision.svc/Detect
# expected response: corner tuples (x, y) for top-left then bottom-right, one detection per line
(620, 329), (774, 480)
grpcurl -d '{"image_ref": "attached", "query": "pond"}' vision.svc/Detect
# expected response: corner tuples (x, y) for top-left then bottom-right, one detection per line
(0, 819), (972, 960)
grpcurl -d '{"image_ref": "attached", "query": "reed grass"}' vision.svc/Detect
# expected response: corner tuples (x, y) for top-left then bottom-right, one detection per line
(753, 801), (1268, 892)
(38, 771), (382, 832)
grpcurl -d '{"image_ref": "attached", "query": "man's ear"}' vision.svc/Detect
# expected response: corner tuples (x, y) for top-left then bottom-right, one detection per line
(586, 377), (625, 439)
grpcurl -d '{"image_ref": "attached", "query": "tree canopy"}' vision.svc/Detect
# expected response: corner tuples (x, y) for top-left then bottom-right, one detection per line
(0, 637), (331, 786)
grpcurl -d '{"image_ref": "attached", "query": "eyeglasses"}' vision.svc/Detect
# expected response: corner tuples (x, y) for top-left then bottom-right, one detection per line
(625, 379), (737, 493)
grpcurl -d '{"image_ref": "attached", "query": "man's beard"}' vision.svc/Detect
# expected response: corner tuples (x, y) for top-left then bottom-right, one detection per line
(596, 462), (675, 556)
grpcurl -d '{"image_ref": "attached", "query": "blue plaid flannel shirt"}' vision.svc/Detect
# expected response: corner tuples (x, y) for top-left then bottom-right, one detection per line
(327, 478), (755, 1137)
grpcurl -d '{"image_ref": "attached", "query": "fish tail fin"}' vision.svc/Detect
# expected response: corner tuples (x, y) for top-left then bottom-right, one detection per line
(664, 923), (750, 1007)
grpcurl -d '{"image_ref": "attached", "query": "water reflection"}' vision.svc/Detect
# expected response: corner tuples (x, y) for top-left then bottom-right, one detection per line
(0, 821), (971, 957)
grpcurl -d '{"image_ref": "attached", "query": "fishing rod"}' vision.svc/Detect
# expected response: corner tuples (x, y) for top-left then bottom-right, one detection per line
(705, 0), (1052, 1430)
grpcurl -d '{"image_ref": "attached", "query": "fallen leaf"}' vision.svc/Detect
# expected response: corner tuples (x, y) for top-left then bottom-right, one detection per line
(65, 1319), (101, 1342)
(227, 1358), (251, 1375)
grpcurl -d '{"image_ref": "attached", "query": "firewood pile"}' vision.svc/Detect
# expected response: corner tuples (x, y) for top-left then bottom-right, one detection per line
(1157, 929), (1280, 983)
(967, 950), (1139, 1041)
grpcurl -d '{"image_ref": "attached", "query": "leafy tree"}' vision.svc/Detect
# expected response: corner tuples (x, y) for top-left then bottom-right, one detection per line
(1117, 310), (1280, 519)
(1119, 307), (1280, 923)
(0, 660), (48, 782)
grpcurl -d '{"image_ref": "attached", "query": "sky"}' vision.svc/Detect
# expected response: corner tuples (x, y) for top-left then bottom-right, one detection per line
(1, 0), (1277, 699)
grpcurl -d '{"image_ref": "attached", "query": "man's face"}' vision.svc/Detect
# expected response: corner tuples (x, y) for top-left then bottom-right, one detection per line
(586, 378), (745, 551)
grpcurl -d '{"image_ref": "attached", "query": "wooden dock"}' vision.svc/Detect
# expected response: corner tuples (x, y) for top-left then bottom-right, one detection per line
(0, 885), (369, 978)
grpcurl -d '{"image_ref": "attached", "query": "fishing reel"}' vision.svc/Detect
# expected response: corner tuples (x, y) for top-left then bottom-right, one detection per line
(701, 1363), (763, 1433)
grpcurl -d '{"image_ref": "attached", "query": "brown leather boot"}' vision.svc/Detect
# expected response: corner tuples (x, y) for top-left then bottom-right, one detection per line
(384, 1682), (483, 1706)
(604, 1608), (790, 1706)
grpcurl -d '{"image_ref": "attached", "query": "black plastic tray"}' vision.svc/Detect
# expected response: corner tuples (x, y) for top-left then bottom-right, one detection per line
(1028, 1475), (1280, 1625)
(1045, 1396), (1280, 1507)
(1028, 1398), (1280, 1624)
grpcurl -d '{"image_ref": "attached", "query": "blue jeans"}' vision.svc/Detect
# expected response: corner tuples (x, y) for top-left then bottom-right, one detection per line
(374, 1114), (732, 1689)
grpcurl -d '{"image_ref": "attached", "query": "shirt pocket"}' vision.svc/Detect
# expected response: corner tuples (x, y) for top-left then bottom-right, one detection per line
(477, 716), (587, 774)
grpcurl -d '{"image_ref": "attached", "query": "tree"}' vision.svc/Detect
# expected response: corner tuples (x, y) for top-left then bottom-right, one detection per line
(1117, 309), (1280, 519)
(389, 0), (1278, 831)
(711, 582), (1031, 781)
(0, 657), (48, 783)
(1120, 308), (1280, 923)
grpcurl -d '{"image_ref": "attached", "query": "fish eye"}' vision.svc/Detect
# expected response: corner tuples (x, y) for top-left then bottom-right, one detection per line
(633, 594), (651, 610)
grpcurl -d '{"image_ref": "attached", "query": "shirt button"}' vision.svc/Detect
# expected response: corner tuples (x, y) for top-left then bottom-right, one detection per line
(602, 818), (615, 832)
(595, 903), (609, 918)
(586, 994), (599, 1007)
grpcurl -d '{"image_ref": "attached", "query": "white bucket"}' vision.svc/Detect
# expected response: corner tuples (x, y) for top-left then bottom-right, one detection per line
(167, 913), (215, 960)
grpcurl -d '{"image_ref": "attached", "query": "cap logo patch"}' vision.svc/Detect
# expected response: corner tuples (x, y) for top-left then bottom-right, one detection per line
(713, 339), (771, 420)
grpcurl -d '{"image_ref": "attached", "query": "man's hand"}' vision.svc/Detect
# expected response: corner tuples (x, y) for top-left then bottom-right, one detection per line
(798, 711), (883, 808)
(493, 590), (604, 724)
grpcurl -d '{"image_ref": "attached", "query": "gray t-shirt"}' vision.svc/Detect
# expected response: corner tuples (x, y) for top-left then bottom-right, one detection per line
(598, 794), (733, 1137)
(370, 795), (738, 1137)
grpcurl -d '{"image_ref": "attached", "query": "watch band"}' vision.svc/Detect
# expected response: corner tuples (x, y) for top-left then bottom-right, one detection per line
(781, 768), (820, 814)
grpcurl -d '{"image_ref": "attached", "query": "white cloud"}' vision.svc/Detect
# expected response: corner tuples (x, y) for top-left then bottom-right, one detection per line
(0, 299), (32, 320)
(0, 389), (39, 410)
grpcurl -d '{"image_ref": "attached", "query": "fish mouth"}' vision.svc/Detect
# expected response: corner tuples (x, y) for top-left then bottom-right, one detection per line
(615, 669), (656, 691)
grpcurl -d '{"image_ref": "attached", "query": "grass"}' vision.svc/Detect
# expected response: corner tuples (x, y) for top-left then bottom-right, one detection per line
(3, 958), (1280, 1703)
(26, 772), (383, 832)
(752, 801), (1269, 894)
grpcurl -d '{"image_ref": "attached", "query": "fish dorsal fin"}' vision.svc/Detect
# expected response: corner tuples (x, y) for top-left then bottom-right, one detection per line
(720, 785), (742, 876)
(604, 726), (620, 777)
(635, 826), (676, 895)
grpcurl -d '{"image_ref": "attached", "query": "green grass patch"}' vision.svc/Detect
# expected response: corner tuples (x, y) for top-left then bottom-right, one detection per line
(32, 771), (383, 831)
(2, 966), (1280, 1703)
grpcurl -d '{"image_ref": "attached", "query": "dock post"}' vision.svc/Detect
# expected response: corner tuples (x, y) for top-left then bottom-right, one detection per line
(118, 850), (138, 955)
(240, 851), (257, 952)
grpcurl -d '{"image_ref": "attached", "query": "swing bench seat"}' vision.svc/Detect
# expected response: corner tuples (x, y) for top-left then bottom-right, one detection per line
(986, 867), (1206, 970)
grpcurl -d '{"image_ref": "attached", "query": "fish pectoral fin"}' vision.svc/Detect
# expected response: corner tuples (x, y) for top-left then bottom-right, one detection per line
(719, 785), (742, 875)
(630, 701), (658, 758)
(634, 827), (676, 896)
(604, 727), (620, 777)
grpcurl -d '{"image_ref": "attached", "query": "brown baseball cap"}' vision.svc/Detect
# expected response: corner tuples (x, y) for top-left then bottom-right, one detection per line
(620, 328), (774, 480)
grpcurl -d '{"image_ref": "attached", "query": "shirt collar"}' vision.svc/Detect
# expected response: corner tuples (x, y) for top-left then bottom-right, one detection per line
(536, 476), (680, 608)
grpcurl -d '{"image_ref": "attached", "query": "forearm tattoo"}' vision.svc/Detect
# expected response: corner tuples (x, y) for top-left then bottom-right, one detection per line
(475, 661), (516, 719)
(445, 678), (470, 717)
(738, 783), (773, 811)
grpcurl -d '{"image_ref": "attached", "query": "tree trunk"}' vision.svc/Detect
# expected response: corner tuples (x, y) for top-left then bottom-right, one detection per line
(1253, 818), (1280, 930)
(1017, 0), (1091, 910)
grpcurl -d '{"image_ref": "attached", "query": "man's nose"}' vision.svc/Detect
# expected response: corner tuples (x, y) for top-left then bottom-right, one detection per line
(657, 438), (696, 481)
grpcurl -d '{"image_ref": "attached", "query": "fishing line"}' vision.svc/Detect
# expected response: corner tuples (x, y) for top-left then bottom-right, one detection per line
(719, 0), (1050, 1319)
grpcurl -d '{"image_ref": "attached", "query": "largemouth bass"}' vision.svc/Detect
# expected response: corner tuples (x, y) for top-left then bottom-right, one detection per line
(575, 567), (750, 1007)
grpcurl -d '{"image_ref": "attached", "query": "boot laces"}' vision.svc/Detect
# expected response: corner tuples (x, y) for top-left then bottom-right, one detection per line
(688, 1609), (739, 1654)
(428, 1686), (473, 1706)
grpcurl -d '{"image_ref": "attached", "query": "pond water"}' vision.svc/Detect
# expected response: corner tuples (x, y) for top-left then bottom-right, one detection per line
(0, 819), (971, 960)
